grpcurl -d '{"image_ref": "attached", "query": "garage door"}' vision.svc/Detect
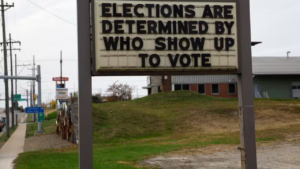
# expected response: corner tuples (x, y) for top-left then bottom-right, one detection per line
(292, 82), (300, 98)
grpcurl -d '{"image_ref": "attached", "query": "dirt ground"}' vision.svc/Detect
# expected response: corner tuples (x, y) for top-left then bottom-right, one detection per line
(24, 132), (73, 152)
(141, 141), (300, 169)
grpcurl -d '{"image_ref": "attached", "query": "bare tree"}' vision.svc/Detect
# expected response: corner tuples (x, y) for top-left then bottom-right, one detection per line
(107, 82), (134, 101)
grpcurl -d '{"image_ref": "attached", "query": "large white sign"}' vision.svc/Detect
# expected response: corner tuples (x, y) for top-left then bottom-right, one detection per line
(56, 88), (68, 100)
(94, 1), (238, 72)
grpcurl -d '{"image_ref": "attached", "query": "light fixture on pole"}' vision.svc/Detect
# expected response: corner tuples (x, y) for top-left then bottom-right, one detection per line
(287, 51), (291, 58)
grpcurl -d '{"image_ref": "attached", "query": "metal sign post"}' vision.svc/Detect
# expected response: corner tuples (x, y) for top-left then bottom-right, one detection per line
(236, 0), (257, 168)
(77, 0), (93, 168)
(77, 0), (257, 168)
(37, 65), (43, 134)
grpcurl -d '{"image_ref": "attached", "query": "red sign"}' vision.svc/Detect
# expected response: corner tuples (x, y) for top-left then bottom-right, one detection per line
(53, 77), (69, 81)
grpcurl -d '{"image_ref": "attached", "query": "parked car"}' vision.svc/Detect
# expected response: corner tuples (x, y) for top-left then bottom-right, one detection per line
(1, 117), (6, 127)
(18, 106), (25, 112)
(0, 117), (4, 132)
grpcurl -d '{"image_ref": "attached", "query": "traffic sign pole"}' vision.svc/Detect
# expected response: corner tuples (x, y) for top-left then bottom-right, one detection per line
(77, 0), (93, 167)
(37, 65), (43, 134)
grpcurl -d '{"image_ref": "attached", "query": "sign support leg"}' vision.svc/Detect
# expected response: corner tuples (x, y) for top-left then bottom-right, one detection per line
(37, 65), (43, 133)
(77, 0), (93, 168)
(237, 0), (257, 168)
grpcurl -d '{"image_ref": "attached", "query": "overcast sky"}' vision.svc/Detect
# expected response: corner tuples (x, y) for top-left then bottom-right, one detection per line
(0, 0), (299, 108)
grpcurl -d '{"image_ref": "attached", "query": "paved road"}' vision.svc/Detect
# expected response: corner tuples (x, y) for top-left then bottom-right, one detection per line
(0, 124), (26, 169)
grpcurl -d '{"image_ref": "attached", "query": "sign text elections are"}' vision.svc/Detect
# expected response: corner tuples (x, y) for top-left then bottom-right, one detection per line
(94, 1), (238, 69)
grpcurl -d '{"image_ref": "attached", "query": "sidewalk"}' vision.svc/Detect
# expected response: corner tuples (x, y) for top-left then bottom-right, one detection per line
(0, 124), (26, 169)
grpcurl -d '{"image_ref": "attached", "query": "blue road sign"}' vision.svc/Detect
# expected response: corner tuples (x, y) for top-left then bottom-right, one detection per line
(25, 107), (44, 113)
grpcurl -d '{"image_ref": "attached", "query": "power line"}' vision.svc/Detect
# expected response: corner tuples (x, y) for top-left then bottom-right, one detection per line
(26, 0), (76, 26)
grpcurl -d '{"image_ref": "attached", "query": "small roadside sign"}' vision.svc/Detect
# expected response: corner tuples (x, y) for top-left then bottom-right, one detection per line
(25, 107), (44, 113)
(53, 77), (69, 81)
(59, 99), (68, 103)
(38, 113), (44, 122)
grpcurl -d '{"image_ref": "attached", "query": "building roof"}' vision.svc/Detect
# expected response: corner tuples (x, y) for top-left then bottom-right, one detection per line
(252, 57), (300, 75)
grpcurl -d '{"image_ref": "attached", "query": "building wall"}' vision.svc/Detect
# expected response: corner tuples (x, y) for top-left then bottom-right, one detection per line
(149, 76), (162, 94)
(190, 84), (197, 92)
(253, 75), (300, 98)
(186, 83), (238, 98)
(162, 75), (172, 92)
(151, 76), (162, 86)
(170, 75), (238, 98)
(172, 75), (238, 84)
(146, 74), (300, 99)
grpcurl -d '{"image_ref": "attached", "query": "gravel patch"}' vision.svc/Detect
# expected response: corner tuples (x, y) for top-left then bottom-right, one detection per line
(24, 133), (73, 152)
(141, 142), (300, 169)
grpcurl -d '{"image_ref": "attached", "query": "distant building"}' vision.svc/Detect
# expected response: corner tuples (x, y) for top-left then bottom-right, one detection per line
(252, 57), (300, 99)
(143, 75), (238, 98)
(143, 57), (300, 99)
(142, 76), (162, 95)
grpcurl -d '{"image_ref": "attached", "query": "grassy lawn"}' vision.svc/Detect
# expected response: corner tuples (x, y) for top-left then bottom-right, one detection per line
(26, 111), (57, 138)
(14, 91), (300, 169)
(0, 126), (18, 148)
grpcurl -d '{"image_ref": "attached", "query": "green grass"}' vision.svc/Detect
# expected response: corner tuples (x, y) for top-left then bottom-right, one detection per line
(14, 128), (284, 169)
(44, 111), (57, 121)
(26, 111), (57, 138)
(14, 91), (300, 169)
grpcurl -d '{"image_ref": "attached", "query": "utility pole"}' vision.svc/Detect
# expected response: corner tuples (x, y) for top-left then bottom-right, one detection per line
(9, 33), (14, 127)
(30, 89), (33, 121)
(16, 61), (30, 108)
(6, 33), (21, 127)
(60, 51), (62, 83)
(1, 34), (21, 127)
(15, 54), (17, 110)
(37, 65), (43, 133)
(26, 89), (29, 122)
(0, 0), (14, 137)
(32, 56), (36, 122)
(30, 89), (32, 107)
(0, 75), (37, 124)
(26, 89), (28, 107)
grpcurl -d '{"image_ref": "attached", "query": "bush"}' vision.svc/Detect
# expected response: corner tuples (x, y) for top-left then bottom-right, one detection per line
(51, 101), (56, 109)
(106, 96), (118, 102)
(92, 95), (100, 103)
(44, 111), (57, 121)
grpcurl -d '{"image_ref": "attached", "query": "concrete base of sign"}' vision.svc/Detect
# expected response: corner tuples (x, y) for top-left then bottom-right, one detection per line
(34, 132), (44, 136)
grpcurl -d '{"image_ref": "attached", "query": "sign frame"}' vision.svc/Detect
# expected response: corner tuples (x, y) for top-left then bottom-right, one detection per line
(78, 0), (257, 168)
(91, 0), (241, 76)
(52, 77), (69, 81)
(56, 88), (69, 100)
(25, 107), (44, 113)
